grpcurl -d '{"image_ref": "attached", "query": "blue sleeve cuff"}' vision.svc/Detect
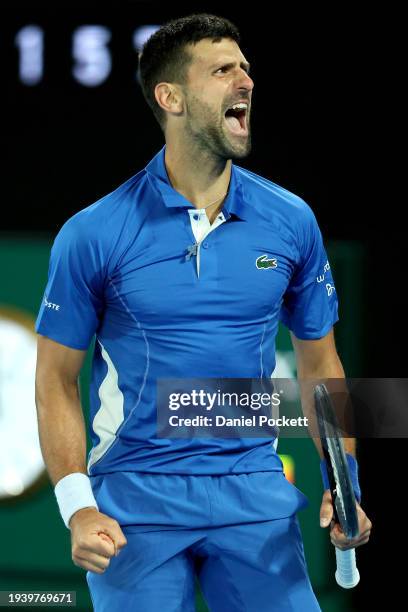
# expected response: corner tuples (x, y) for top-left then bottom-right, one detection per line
(320, 453), (361, 503)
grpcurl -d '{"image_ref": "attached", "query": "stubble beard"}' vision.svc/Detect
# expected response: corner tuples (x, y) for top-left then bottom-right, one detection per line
(184, 93), (252, 161)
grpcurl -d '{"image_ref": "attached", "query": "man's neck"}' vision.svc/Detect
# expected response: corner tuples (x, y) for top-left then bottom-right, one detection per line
(164, 140), (232, 222)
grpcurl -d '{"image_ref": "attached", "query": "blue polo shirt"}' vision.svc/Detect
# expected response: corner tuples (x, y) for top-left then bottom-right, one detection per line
(35, 146), (338, 476)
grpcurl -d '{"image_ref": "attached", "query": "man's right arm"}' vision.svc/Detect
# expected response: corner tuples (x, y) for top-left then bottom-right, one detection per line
(35, 335), (127, 573)
(35, 335), (89, 484)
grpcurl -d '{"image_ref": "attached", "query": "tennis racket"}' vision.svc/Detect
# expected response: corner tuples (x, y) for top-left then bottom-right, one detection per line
(314, 383), (360, 589)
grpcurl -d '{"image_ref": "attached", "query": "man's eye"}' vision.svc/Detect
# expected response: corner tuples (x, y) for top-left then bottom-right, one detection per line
(215, 67), (228, 73)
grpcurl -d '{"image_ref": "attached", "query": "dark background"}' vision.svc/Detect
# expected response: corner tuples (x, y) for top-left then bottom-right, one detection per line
(1, 1), (403, 607)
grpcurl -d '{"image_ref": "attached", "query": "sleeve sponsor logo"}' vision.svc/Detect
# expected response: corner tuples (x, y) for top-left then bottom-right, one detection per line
(316, 260), (331, 283)
(44, 295), (60, 311)
(316, 261), (336, 296)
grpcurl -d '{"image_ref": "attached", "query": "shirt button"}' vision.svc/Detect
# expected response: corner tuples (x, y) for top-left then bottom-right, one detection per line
(202, 242), (209, 249)
(193, 214), (199, 220)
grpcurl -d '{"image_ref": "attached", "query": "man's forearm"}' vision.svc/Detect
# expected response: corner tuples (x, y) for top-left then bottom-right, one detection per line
(35, 377), (88, 485)
(296, 356), (356, 459)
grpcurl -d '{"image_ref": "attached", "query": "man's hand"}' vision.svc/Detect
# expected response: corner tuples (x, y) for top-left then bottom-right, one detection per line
(70, 507), (128, 574)
(320, 490), (372, 550)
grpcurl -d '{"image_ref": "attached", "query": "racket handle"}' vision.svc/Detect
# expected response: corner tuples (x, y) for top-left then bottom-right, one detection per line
(335, 547), (360, 588)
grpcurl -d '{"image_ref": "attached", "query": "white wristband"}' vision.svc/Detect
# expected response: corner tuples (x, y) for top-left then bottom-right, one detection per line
(54, 472), (98, 529)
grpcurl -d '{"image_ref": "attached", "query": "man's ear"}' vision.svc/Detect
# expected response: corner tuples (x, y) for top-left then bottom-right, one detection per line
(154, 83), (184, 117)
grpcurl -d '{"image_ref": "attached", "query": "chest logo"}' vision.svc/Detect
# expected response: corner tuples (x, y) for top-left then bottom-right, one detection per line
(256, 254), (278, 270)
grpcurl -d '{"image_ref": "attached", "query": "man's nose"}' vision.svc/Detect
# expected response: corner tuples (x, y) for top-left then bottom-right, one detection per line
(236, 69), (254, 92)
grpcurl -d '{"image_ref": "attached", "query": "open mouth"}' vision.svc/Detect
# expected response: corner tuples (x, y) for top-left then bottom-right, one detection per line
(224, 103), (248, 136)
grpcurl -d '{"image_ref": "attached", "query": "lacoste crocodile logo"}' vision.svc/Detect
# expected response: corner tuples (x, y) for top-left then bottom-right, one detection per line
(256, 255), (278, 270)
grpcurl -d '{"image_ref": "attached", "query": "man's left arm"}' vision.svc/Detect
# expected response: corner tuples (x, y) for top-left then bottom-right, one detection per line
(290, 329), (372, 550)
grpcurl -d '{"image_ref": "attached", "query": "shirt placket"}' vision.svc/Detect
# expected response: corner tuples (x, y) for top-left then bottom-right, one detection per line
(188, 209), (226, 278)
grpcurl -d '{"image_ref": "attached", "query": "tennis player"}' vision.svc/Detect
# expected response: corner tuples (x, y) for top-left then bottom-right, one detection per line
(35, 13), (371, 611)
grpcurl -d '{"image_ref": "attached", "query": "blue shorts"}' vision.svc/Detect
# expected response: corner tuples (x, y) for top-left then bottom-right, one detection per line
(86, 472), (321, 611)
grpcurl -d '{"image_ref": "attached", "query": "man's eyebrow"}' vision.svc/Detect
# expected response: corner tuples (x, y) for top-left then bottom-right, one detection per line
(210, 60), (251, 72)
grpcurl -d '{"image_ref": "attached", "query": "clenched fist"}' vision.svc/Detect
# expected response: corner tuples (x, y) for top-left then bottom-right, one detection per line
(69, 507), (128, 574)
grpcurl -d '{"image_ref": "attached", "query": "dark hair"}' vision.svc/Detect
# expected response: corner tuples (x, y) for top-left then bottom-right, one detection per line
(139, 13), (241, 130)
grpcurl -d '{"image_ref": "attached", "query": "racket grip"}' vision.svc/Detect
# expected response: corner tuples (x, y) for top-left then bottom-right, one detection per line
(335, 548), (360, 588)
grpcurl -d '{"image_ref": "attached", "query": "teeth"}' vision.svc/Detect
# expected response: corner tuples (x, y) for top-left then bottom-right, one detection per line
(231, 103), (248, 111)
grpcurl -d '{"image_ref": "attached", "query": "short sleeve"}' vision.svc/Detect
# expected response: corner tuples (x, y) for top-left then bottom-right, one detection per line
(280, 206), (339, 339)
(35, 216), (105, 350)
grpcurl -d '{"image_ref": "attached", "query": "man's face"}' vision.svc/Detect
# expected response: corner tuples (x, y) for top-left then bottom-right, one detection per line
(181, 38), (254, 159)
